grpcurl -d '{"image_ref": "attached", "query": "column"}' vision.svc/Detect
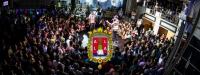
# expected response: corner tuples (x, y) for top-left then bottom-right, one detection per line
(125, 0), (136, 14)
(174, 19), (183, 40)
(153, 11), (161, 35)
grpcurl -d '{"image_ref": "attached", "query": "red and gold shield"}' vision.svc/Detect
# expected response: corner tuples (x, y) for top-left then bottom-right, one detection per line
(88, 28), (113, 63)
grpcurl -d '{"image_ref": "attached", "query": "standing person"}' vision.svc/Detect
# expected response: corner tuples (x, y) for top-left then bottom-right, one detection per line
(87, 11), (96, 30)
(131, 10), (136, 23)
(118, 8), (123, 19)
(106, 15), (120, 41)
(99, 19), (107, 29)
(136, 16), (143, 36)
(97, 8), (103, 24)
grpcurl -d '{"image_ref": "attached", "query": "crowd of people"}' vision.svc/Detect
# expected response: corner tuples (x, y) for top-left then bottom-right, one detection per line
(161, 9), (180, 24)
(0, 7), (175, 75)
(146, 0), (182, 24)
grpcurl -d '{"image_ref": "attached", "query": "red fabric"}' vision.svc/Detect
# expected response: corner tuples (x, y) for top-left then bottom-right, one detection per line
(92, 37), (108, 55)
(102, 37), (108, 54)
(92, 37), (98, 54)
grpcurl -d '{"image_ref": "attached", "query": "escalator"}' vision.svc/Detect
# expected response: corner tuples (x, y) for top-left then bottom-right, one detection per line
(164, 5), (200, 75)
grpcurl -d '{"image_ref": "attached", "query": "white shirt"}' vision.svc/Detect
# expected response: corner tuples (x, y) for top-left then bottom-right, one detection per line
(88, 14), (96, 24)
(137, 19), (143, 27)
(43, 45), (48, 53)
(158, 57), (163, 65)
(66, 39), (71, 47)
(113, 24), (119, 31)
(111, 18), (119, 31)
(81, 34), (89, 48)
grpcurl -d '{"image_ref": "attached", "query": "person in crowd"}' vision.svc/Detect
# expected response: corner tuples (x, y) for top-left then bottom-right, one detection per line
(87, 11), (96, 30)
(106, 15), (120, 41)
(131, 10), (137, 23)
(0, 8), (174, 75)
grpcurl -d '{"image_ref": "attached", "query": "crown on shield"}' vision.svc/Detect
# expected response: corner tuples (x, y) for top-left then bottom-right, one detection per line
(88, 28), (112, 37)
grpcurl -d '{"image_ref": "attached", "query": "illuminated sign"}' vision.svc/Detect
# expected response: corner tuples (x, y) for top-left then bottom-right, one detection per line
(87, 28), (113, 66)
(144, 13), (156, 22)
(86, 0), (93, 5)
(3, 1), (8, 6)
(111, 0), (123, 7)
(97, 0), (107, 2)
(160, 20), (177, 33)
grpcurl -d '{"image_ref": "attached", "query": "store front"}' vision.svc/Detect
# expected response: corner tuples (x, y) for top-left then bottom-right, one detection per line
(159, 20), (177, 39)
(143, 17), (154, 31)
(143, 13), (156, 31)
(143, 13), (177, 39)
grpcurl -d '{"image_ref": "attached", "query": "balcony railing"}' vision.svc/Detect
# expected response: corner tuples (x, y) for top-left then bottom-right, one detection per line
(145, 8), (156, 16)
(145, 7), (179, 25)
(161, 10), (179, 25)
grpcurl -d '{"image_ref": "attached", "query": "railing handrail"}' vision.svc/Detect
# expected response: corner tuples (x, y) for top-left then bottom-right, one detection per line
(145, 7), (179, 25)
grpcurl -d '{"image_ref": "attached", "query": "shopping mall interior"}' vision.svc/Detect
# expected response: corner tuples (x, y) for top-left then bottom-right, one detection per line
(0, 0), (200, 75)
